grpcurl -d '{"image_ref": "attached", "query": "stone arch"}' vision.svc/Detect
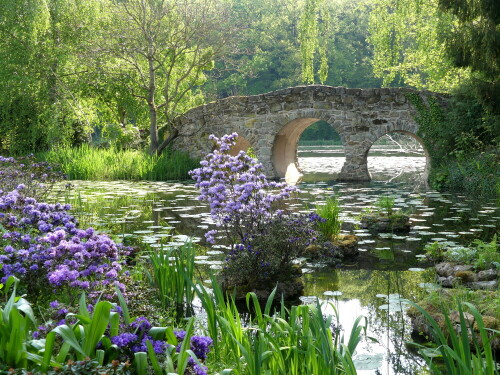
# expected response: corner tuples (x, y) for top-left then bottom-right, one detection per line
(271, 117), (344, 180)
(171, 85), (447, 181)
(366, 129), (430, 181)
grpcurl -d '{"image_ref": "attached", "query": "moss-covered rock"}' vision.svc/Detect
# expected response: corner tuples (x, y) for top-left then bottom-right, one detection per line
(332, 234), (359, 257)
(360, 213), (410, 233)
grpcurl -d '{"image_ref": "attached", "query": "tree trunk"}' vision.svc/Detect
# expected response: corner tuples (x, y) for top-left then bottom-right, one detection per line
(149, 104), (159, 154)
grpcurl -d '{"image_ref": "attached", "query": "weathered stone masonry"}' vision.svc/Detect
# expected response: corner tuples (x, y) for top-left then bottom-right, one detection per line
(172, 85), (444, 181)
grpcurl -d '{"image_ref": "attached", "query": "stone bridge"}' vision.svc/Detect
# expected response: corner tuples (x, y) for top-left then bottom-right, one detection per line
(173, 85), (443, 181)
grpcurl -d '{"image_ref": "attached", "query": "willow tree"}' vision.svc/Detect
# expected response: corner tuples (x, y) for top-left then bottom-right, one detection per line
(90, 0), (229, 155)
(438, 0), (499, 113)
(368, 0), (470, 91)
(298, 0), (333, 84)
(0, 0), (104, 153)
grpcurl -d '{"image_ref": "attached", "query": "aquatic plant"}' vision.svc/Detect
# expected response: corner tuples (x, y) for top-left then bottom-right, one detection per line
(374, 195), (396, 216)
(316, 196), (342, 239)
(189, 133), (298, 248)
(147, 242), (196, 315)
(408, 301), (500, 375)
(196, 278), (364, 374)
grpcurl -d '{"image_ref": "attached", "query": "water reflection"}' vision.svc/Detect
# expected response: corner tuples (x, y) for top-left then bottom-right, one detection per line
(297, 145), (427, 186)
(303, 269), (435, 375)
(50, 174), (498, 375)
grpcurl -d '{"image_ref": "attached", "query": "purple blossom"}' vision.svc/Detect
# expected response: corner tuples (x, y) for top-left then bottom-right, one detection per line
(111, 333), (138, 348)
(189, 133), (299, 249)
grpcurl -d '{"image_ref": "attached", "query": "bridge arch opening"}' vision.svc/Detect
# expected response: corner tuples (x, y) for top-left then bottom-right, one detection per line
(367, 131), (429, 184)
(272, 118), (344, 182)
(228, 135), (251, 156)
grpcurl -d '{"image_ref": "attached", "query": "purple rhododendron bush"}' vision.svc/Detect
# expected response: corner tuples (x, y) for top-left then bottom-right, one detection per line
(0, 184), (127, 299)
(190, 133), (340, 296)
(0, 156), (213, 375)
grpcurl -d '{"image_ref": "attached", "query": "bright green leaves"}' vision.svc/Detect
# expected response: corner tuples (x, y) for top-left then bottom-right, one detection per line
(0, 277), (37, 369)
(368, 0), (470, 91)
(298, 0), (332, 84)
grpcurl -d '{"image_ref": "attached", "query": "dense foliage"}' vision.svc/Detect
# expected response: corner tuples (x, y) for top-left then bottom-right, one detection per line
(0, 0), (382, 155)
(0, 157), (214, 374)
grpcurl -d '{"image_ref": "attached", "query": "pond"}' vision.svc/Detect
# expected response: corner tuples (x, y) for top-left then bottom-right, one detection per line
(50, 147), (498, 375)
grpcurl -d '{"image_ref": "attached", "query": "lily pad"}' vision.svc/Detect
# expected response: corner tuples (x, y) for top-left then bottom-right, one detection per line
(353, 353), (384, 371)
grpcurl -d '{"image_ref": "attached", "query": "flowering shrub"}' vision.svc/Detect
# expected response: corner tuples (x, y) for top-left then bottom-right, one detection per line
(190, 134), (331, 293)
(222, 212), (325, 288)
(0, 185), (127, 299)
(0, 154), (65, 201)
(189, 133), (298, 248)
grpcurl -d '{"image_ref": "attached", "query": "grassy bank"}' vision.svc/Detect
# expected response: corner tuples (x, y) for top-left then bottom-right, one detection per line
(37, 145), (199, 181)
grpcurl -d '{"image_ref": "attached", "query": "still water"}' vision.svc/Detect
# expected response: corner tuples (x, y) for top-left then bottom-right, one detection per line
(53, 147), (498, 375)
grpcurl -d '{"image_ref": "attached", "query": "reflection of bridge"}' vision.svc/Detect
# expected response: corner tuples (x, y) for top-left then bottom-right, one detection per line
(173, 85), (444, 181)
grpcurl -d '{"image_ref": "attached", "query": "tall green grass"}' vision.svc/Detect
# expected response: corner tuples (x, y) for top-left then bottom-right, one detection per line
(37, 145), (199, 181)
(147, 242), (196, 316)
(197, 275), (363, 374)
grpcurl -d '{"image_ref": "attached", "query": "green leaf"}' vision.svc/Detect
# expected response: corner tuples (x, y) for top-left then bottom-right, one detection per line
(53, 325), (86, 357)
(134, 352), (148, 375)
(82, 301), (112, 355)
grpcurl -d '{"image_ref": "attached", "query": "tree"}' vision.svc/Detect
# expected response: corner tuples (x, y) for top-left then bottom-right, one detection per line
(438, 0), (500, 113)
(368, 0), (470, 91)
(89, 0), (229, 155)
(0, 0), (106, 153)
(298, 0), (331, 84)
(203, 0), (304, 98)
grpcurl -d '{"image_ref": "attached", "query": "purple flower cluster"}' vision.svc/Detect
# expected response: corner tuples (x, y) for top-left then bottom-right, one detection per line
(189, 133), (298, 248)
(174, 330), (213, 375)
(0, 186), (127, 296)
(108, 318), (212, 375)
(0, 154), (65, 201)
(107, 316), (166, 356)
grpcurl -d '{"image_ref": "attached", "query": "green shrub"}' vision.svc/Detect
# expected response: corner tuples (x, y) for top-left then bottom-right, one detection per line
(424, 236), (500, 270)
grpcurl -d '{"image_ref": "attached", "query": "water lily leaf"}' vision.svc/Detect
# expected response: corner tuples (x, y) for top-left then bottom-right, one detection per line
(353, 353), (384, 370)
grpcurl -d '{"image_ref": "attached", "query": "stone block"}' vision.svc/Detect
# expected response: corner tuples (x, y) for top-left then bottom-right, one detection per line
(313, 102), (332, 109)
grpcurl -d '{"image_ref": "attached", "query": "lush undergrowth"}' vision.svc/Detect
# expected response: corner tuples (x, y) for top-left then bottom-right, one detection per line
(37, 145), (199, 181)
(429, 152), (500, 200)
(409, 86), (500, 199)
(2, 141), (499, 374)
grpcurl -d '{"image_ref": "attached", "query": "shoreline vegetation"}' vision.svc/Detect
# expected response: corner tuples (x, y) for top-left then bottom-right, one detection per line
(36, 145), (199, 181)
(1, 145), (498, 374)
